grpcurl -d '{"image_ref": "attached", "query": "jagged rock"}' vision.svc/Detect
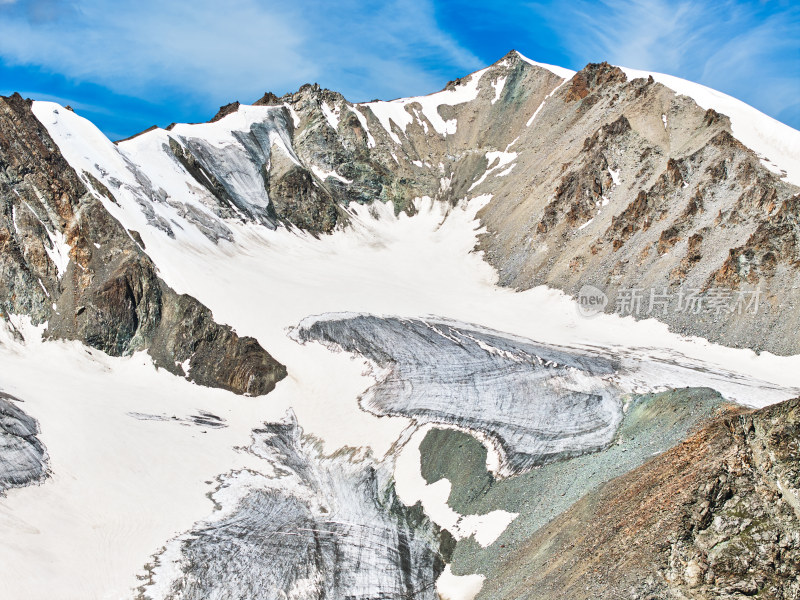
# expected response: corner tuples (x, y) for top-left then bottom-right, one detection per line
(480, 398), (800, 600)
(0, 393), (47, 494)
(209, 101), (241, 122)
(565, 62), (627, 102)
(0, 93), (286, 395)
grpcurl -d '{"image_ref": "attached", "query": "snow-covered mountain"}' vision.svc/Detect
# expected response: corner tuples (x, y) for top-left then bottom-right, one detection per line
(1, 51), (799, 599)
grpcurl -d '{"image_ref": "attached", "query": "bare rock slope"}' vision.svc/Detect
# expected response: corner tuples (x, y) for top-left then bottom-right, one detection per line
(483, 397), (800, 600)
(0, 93), (286, 395)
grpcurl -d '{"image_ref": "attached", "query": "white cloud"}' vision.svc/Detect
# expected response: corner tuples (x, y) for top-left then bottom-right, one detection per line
(0, 0), (314, 99)
(0, 0), (483, 106)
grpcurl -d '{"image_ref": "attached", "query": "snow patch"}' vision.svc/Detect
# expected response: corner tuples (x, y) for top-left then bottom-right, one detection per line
(363, 68), (487, 138)
(491, 76), (507, 104)
(321, 102), (340, 130)
(516, 52), (577, 80)
(393, 425), (518, 547)
(346, 105), (376, 147)
(310, 165), (352, 184)
(16, 198), (70, 278)
(283, 103), (301, 129)
(436, 565), (485, 600)
(469, 150), (518, 191)
(526, 79), (569, 127)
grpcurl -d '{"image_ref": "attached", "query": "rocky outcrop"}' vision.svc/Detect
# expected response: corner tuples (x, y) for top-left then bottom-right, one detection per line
(266, 137), (339, 233)
(465, 60), (799, 354)
(564, 62), (627, 103)
(0, 392), (47, 494)
(713, 193), (800, 286)
(0, 93), (286, 395)
(483, 397), (800, 600)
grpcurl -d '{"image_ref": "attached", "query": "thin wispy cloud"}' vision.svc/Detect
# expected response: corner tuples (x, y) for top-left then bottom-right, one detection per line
(0, 0), (314, 99)
(0, 0), (481, 107)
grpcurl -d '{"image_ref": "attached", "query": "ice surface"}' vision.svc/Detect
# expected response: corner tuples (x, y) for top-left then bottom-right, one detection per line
(294, 314), (623, 472)
(145, 413), (442, 600)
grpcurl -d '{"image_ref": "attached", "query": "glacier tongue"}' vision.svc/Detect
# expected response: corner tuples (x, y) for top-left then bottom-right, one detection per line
(143, 412), (443, 600)
(293, 314), (623, 473)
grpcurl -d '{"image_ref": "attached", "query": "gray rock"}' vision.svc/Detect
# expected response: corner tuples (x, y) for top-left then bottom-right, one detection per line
(0, 93), (287, 396)
(0, 393), (47, 494)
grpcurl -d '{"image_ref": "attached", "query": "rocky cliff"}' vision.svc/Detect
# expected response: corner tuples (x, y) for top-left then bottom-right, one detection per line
(0, 93), (286, 395)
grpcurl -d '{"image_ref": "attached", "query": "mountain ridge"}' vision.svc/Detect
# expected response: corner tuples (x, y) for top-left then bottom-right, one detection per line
(24, 50), (800, 355)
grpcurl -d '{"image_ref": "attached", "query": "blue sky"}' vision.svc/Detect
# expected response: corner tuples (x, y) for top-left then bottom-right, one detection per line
(0, 0), (797, 139)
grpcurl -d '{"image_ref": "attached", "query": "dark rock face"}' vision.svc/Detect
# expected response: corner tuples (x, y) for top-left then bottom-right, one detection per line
(209, 101), (241, 123)
(0, 393), (47, 494)
(0, 93), (286, 395)
(266, 137), (339, 233)
(483, 398), (800, 600)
